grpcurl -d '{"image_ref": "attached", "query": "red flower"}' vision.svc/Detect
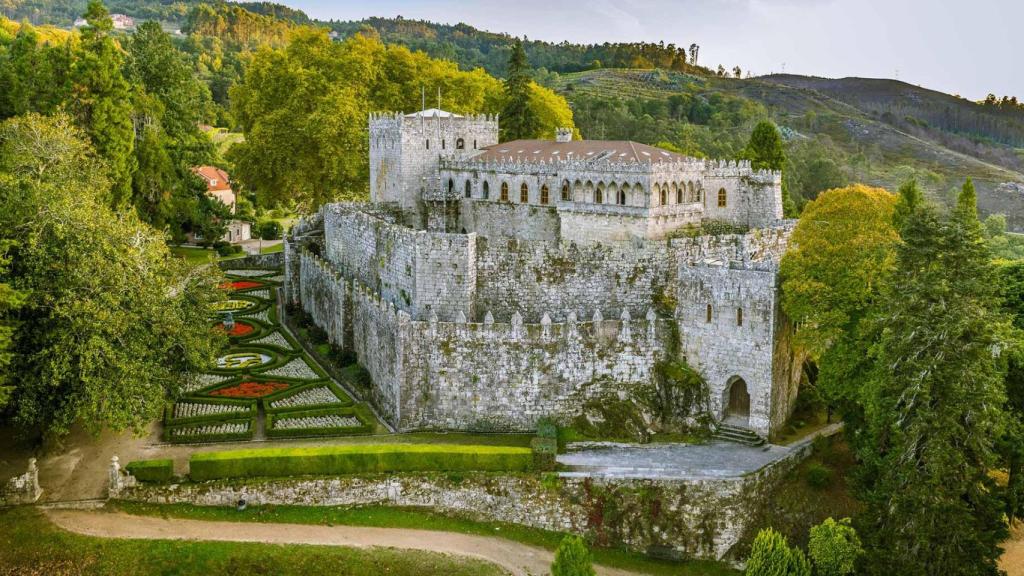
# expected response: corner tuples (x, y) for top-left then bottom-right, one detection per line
(210, 381), (289, 398)
(218, 281), (263, 291)
(215, 321), (255, 337)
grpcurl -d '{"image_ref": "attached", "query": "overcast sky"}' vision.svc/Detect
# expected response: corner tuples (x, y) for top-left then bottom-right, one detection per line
(267, 0), (1021, 101)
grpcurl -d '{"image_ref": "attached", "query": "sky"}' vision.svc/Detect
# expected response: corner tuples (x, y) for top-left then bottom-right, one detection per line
(263, 0), (1022, 101)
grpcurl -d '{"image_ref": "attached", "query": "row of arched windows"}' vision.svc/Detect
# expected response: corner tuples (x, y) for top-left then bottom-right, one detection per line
(706, 305), (743, 326)
(652, 181), (703, 206)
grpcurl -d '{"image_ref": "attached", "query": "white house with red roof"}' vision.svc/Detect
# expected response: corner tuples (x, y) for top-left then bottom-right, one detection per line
(191, 166), (251, 244)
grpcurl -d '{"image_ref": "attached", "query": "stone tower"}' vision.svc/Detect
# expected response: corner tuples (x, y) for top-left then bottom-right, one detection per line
(369, 109), (499, 211)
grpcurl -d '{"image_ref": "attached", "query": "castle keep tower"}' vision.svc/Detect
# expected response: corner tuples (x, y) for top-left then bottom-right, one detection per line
(369, 109), (499, 210)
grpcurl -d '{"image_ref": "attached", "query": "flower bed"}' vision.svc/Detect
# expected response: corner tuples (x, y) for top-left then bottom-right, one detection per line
(266, 407), (372, 439)
(165, 417), (254, 443)
(172, 401), (252, 420)
(216, 351), (273, 370)
(266, 384), (348, 412)
(210, 381), (290, 399)
(211, 299), (256, 312)
(250, 331), (294, 350)
(215, 321), (256, 337)
(219, 280), (263, 290)
(224, 269), (277, 278)
(260, 357), (320, 380)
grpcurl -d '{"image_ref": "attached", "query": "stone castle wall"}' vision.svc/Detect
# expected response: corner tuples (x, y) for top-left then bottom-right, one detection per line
(458, 200), (561, 242)
(298, 252), (349, 348)
(398, 309), (666, 431)
(350, 281), (409, 426)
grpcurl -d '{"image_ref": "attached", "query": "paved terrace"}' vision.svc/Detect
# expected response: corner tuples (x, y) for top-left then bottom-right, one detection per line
(558, 424), (842, 481)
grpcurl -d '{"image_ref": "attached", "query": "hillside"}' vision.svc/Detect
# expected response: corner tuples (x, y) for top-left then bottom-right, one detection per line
(0, 1), (310, 27)
(548, 69), (1024, 229)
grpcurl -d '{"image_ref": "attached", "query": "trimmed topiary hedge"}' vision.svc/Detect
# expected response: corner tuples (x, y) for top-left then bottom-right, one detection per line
(265, 407), (372, 439)
(189, 444), (533, 480)
(530, 437), (558, 471)
(125, 459), (175, 483)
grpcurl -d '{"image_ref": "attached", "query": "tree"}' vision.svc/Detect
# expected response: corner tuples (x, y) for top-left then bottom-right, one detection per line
(808, 518), (863, 576)
(745, 528), (810, 576)
(0, 113), (225, 437)
(70, 0), (136, 209)
(858, 179), (1010, 576)
(550, 535), (595, 576)
(779, 185), (899, 424)
(733, 66), (742, 78)
(743, 121), (796, 216)
(0, 240), (25, 408)
(501, 39), (540, 141)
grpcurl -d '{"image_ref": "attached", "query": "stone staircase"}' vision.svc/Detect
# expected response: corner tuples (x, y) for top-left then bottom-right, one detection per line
(713, 423), (766, 447)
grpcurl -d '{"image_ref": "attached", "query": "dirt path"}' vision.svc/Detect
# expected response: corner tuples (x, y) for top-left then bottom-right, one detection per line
(45, 509), (639, 576)
(1001, 522), (1024, 576)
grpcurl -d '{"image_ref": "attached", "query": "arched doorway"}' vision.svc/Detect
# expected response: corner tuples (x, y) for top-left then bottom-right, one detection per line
(724, 376), (750, 427)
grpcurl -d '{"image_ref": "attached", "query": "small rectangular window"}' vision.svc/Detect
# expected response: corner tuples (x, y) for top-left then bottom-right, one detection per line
(737, 308), (743, 326)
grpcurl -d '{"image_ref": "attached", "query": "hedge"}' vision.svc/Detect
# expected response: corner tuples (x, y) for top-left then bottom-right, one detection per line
(265, 407), (372, 439)
(164, 416), (256, 444)
(530, 437), (558, 471)
(125, 459), (174, 483)
(190, 444), (533, 480)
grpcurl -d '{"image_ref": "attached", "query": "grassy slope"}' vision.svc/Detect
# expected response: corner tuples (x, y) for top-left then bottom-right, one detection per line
(111, 502), (740, 576)
(552, 69), (1024, 228)
(0, 507), (504, 576)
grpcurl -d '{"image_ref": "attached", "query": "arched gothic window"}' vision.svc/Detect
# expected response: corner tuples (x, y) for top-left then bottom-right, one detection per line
(447, 178), (454, 194)
(561, 182), (571, 202)
(660, 188), (667, 206)
(617, 189), (627, 205)
(500, 182), (509, 202)
(718, 188), (727, 207)
(464, 180), (472, 198)
(520, 183), (529, 203)
(540, 185), (550, 205)
(483, 181), (490, 199)
(456, 138), (465, 150)
(595, 188), (603, 204)
(676, 187), (683, 204)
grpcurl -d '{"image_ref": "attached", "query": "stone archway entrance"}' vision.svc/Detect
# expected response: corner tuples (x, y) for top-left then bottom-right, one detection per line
(724, 377), (750, 427)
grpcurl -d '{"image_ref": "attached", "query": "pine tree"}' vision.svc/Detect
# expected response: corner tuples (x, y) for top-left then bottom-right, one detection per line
(743, 121), (796, 216)
(500, 39), (540, 141)
(746, 528), (808, 576)
(71, 0), (136, 209)
(858, 179), (1010, 576)
(550, 535), (595, 576)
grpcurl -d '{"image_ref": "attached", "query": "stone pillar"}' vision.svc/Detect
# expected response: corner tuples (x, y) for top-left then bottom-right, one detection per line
(108, 455), (135, 498)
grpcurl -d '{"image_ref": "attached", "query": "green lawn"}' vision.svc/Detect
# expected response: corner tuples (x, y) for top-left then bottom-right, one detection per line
(262, 242), (284, 254)
(0, 507), (503, 576)
(112, 502), (740, 576)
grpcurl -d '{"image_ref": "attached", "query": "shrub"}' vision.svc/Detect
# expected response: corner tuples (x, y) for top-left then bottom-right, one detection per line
(808, 518), (863, 576)
(125, 459), (174, 483)
(189, 444), (533, 480)
(551, 535), (595, 576)
(216, 243), (235, 257)
(259, 220), (282, 240)
(805, 462), (832, 489)
(746, 528), (809, 576)
(536, 417), (558, 439)
(530, 437), (558, 471)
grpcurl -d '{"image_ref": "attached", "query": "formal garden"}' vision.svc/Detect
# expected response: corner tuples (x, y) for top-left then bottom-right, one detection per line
(164, 267), (378, 444)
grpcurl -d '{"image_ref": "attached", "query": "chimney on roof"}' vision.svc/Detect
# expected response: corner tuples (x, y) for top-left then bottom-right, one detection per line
(555, 127), (573, 143)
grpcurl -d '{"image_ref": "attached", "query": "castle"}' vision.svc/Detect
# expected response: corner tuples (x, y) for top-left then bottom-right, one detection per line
(285, 108), (802, 439)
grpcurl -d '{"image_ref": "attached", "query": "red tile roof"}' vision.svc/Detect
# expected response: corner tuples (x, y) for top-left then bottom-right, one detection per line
(470, 140), (689, 165)
(192, 166), (231, 191)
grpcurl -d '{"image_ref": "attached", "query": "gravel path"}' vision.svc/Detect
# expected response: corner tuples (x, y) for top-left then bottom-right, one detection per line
(45, 509), (640, 576)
